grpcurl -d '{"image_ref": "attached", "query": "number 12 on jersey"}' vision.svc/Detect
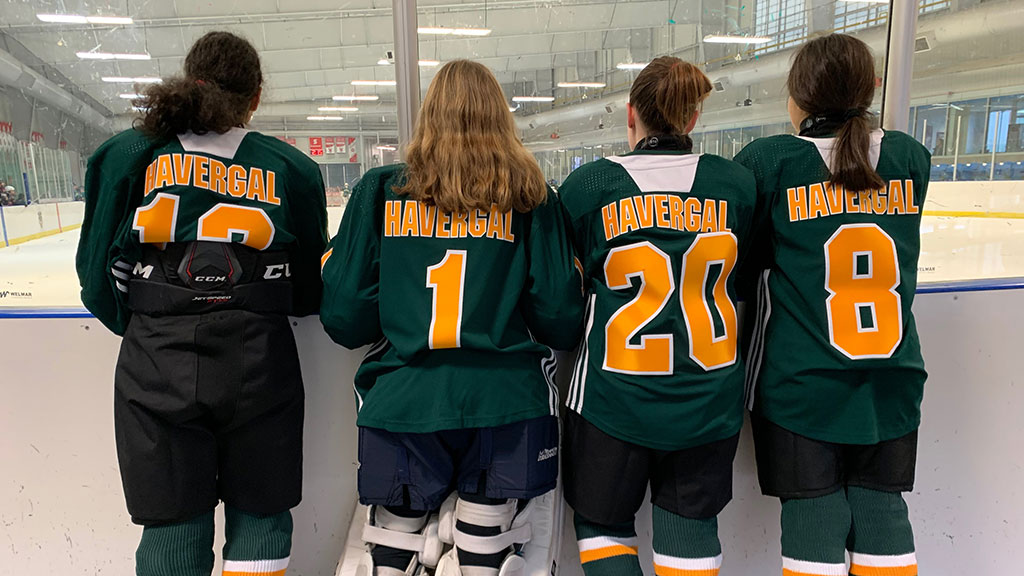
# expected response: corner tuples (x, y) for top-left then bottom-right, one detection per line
(603, 232), (739, 375)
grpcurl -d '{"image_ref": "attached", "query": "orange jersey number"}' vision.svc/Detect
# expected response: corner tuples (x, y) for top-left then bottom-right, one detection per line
(603, 233), (738, 375)
(132, 193), (276, 251)
(426, 249), (467, 349)
(824, 223), (903, 359)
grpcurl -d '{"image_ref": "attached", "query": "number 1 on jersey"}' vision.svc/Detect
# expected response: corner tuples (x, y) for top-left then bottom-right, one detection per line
(427, 249), (467, 349)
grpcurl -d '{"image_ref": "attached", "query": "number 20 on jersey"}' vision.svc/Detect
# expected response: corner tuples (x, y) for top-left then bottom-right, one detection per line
(603, 232), (739, 375)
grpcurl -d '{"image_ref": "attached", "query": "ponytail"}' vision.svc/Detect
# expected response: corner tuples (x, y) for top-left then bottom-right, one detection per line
(138, 79), (252, 141)
(832, 112), (885, 192)
(631, 57), (712, 136)
(788, 34), (883, 192)
(135, 31), (262, 141)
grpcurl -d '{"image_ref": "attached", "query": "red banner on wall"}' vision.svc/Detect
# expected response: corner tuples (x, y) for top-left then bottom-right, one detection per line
(0, 121), (12, 134)
(31, 131), (44, 143)
(309, 136), (324, 157)
(325, 136), (336, 154)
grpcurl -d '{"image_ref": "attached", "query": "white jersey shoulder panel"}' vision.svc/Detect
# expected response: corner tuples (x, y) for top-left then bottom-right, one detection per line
(607, 153), (703, 194)
(177, 127), (251, 160)
(796, 129), (885, 172)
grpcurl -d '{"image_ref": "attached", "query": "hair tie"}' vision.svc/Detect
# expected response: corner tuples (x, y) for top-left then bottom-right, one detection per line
(842, 108), (865, 121)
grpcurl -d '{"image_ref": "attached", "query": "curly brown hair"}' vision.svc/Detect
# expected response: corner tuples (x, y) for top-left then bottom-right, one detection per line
(136, 31), (263, 141)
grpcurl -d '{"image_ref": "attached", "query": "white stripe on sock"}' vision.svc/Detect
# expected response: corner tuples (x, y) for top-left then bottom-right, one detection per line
(223, 556), (289, 573)
(782, 557), (847, 575)
(850, 552), (917, 567)
(652, 552), (722, 570)
(577, 535), (638, 552)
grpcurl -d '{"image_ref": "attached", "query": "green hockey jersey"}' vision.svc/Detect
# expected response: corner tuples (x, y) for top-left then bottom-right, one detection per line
(77, 128), (329, 334)
(320, 164), (585, 433)
(735, 129), (930, 445)
(559, 150), (757, 451)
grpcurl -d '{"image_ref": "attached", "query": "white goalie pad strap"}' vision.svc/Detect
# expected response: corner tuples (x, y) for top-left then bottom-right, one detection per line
(455, 499), (518, 530)
(362, 524), (429, 554)
(453, 524), (533, 556)
(362, 506), (430, 554)
(377, 507), (429, 533)
(451, 498), (532, 556)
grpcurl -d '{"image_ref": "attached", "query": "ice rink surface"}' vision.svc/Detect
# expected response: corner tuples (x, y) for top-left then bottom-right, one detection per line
(2, 214), (1022, 310)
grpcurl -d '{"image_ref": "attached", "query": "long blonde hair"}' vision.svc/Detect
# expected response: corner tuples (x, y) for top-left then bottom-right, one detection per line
(396, 60), (547, 213)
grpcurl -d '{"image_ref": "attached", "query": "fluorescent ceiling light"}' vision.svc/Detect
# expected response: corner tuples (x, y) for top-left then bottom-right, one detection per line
(703, 34), (772, 44)
(37, 14), (87, 23)
(103, 76), (161, 83)
(377, 145), (397, 151)
(352, 80), (397, 86)
(333, 95), (380, 101)
(77, 52), (151, 60)
(307, 116), (345, 121)
(318, 106), (359, 112)
(509, 106), (519, 112)
(418, 60), (441, 67)
(558, 82), (606, 88)
(417, 27), (491, 36)
(119, 93), (143, 99)
(512, 96), (555, 103)
(38, 14), (133, 24)
(616, 62), (649, 71)
(86, 16), (134, 24)
(378, 58), (391, 65)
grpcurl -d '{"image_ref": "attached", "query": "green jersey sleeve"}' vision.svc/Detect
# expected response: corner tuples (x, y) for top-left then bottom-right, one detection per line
(521, 189), (585, 350)
(75, 130), (156, 335)
(286, 161), (329, 316)
(319, 166), (391, 348)
(733, 142), (777, 301)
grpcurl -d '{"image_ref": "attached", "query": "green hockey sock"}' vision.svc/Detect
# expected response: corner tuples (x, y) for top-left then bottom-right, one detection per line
(136, 511), (215, 576)
(780, 490), (850, 575)
(847, 486), (917, 576)
(651, 505), (722, 575)
(574, 513), (643, 576)
(222, 506), (293, 575)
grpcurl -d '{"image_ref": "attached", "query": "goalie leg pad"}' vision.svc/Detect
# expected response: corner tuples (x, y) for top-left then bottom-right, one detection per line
(361, 505), (444, 570)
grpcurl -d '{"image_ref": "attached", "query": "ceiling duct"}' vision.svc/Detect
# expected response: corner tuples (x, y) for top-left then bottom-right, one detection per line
(0, 48), (113, 133)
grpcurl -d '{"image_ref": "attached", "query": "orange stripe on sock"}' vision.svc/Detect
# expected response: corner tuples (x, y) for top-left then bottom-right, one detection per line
(850, 564), (918, 576)
(223, 570), (286, 576)
(580, 544), (640, 563)
(653, 566), (720, 576)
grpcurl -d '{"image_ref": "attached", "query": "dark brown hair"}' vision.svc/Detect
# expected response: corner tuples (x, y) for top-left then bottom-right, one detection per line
(137, 31), (262, 140)
(396, 60), (546, 214)
(630, 56), (712, 135)
(788, 34), (885, 192)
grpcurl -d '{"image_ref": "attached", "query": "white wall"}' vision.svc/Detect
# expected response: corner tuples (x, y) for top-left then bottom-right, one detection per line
(927, 181), (1024, 214)
(0, 201), (84, 246)
(2, 287), (1023, 575)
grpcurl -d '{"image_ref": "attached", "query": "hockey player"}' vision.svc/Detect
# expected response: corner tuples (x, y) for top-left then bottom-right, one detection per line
(76, 31), (328, 576)
(735, 34), (929, 576)
(558, 57), (756, 576)
(320, 60), (584, 576)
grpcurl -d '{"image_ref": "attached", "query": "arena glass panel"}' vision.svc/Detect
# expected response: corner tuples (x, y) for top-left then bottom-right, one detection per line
(907, 0), (1024, 284)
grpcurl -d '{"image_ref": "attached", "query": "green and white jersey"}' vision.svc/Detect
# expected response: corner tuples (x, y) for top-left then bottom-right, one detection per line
(320, 164), (585, 433)
(77, 128), (329, 334)
(735, 129), (930, 445)
(559, 150), (757, 451)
